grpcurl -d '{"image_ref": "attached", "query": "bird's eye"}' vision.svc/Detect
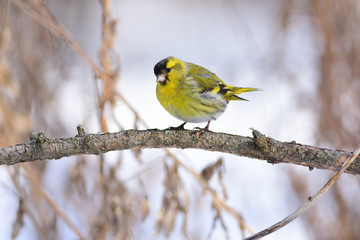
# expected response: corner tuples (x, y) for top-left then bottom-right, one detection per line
(166, 68), (171, 73)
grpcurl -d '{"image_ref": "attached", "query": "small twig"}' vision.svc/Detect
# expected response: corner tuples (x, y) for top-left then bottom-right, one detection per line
(243, 144), (360, 240)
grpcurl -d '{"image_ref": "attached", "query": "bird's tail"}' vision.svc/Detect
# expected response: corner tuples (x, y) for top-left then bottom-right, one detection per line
(228, 86), (260, 101)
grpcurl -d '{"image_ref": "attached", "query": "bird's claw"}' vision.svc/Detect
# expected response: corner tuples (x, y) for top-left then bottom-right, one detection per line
(166, 122), (186, 130)
(193, 121), (211, 131)
(166, 126), (184, 130)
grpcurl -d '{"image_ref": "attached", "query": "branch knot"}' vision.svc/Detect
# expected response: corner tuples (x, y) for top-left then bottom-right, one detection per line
(29, 131), (49, 144)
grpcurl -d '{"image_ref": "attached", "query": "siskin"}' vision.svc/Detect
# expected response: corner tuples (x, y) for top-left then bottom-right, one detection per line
(154, 56), (258, 130)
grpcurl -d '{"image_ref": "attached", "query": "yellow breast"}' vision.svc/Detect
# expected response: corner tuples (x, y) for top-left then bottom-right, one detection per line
(156, 79), (227, 123)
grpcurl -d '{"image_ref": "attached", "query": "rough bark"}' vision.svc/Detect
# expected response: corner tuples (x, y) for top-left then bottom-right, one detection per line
(0, 129), (359, 175)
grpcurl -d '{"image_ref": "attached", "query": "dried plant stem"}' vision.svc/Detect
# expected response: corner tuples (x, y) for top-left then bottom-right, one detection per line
(6, 167), (48, 240)
(244, 144), (360, 240)
(164, 150), (253, 236)
(21, 164), (85, 240)
(96, 0), (119, 238)
(98, 0), (118, 131)
(11, 0), (110, 81)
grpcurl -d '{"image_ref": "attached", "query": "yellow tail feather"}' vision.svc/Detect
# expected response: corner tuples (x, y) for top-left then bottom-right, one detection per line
(232, 87), (259, 94)
(226, 87), (259, 101)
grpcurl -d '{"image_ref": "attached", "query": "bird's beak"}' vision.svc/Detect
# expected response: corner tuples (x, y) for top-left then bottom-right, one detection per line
(156, 74), (166, 83)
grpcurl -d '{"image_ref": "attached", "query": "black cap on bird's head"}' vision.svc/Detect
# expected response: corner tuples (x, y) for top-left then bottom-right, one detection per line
(154, 58), (168, 76)
(154, 57), (172, 85)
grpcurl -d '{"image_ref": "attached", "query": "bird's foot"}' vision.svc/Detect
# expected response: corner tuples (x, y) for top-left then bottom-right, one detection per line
(193, 121), (211, 131)
(166, 122), (187, 130)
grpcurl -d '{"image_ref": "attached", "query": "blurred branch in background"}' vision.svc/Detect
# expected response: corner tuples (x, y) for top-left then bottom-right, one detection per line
(285, 1), (360, 239)
(314, 0), (360, 148)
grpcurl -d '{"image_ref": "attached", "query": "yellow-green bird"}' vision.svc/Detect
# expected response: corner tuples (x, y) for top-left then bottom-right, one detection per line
(154, 56), (258, 130)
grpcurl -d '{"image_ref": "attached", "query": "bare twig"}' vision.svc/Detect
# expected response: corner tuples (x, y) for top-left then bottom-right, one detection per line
(243, 144), (360, 240)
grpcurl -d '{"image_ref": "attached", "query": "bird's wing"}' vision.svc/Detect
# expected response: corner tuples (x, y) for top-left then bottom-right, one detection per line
(185, 62), (255, 101)
(185, 63), (223, 91)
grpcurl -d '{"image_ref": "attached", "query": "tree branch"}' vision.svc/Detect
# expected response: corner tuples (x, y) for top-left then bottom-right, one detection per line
(1, 129), (359, 175)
